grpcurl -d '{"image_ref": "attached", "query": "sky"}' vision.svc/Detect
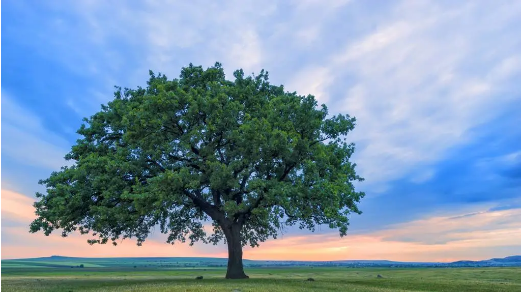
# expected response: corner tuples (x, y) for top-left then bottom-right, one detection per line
(1, 0), (521, 262)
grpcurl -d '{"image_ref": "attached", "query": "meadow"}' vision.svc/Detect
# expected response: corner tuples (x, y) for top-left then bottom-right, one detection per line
(1, 258), (520, 292)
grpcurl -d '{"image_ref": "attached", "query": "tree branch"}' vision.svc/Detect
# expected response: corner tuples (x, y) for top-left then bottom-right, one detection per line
(183, 190), (222, 221)
(190, 145), (200, 156)
(278, 163), (295, 181)
(167, 153), (201, 171)
(284, 209), (298, 221)
(172, 117), (185, 135)
(232, 162), (249, 178)
(146, 158), (166, 172)
(309, 136), (331, 147)
(214, 132), (227, 164)
(231, 170), (252, 200)
(212, 190), (221, 207)
(236, 162), (297, 224)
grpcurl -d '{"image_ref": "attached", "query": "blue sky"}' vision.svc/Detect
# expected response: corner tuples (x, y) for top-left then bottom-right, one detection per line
(1, 0), (521, 261)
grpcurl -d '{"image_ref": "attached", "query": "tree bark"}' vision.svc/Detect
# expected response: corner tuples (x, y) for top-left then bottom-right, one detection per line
(223, 223), (249, 279)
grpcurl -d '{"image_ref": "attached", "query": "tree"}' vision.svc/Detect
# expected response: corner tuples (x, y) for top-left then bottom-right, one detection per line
(30, 63), (365, 279)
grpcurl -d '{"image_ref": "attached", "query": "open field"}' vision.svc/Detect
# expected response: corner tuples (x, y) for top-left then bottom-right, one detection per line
(1, 264), (520, 292)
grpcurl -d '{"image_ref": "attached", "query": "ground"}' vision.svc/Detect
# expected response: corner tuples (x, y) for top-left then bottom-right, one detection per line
(1, 264), (520, 292)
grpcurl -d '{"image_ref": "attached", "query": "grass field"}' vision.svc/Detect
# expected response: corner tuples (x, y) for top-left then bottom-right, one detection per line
(1, 265), (520, 292)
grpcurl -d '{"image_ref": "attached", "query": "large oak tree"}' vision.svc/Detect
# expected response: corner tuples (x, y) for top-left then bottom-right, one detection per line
(30, 63), (365, 279)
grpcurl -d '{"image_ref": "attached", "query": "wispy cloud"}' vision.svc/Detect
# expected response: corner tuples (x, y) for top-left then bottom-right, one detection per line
(330, 0), (520, 188)
(1, 226), (223, 260)
(243, 206), (520, 262)
(1, 190), (36, 222)
(3, 189), (518, 261)
(380, 207), (521, 245)
(0, 189), (225, 259)
(1, 0), (519, 260)
(2, 93), (70, 171)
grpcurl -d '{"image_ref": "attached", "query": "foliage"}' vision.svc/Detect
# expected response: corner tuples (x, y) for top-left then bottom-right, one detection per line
(30, 62), (364, 250)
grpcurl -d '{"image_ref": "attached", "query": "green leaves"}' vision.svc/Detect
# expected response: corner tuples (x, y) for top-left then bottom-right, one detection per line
(30, 62), (364, 248)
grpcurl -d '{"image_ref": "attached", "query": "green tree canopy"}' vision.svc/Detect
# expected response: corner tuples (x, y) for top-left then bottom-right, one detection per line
(30, 63), (365, 278)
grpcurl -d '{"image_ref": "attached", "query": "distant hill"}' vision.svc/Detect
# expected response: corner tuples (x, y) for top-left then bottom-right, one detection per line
(2, 255), (520, 268)
(39, 255), (239, 263)
(489, 255), (520, 263)
(448, 255), (521, 267)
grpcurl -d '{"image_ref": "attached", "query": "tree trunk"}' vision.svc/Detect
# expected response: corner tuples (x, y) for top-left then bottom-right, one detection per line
(223, 223), (249, 279)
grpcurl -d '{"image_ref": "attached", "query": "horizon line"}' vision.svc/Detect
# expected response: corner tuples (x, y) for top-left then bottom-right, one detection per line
(2, 254), (520, 263)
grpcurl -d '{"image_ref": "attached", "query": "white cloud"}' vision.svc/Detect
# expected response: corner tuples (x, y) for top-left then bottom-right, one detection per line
(2, 94), (71, 170)
(18, 0), (520, 190)
(242, 203), (521, 262)
(317, 0), (521, 187)
(487, 54), (521, 82)
(291, 0), (352, 11)
(2, 1), (520, 261)
(220, 29), (263, 75)
(411, 169), (434, 183)
(286, 66), (333, 104)
(333, 21), (416, 64)
(380, 206), (521, 246)
(61, 1), (278, 83)
(294, 26), (321, 45)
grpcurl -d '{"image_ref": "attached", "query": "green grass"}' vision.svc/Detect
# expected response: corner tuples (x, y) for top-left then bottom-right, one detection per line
(1, 266), (520, 291)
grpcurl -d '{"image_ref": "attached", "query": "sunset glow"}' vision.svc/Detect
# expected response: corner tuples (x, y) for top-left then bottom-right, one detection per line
(2, 189), (519, 261)
(2, 0), (520, 263)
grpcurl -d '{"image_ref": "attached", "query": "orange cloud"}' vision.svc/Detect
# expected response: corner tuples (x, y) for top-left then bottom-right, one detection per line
(1, 189), (225, 259)
(243, 207), (521, 262)
(2, 188), (520, 262)
(2, 225), (224, 259)
(2, 189), (37, 222)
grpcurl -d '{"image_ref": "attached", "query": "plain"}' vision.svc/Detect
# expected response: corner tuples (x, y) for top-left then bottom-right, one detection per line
(1, 259), (520, 292)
